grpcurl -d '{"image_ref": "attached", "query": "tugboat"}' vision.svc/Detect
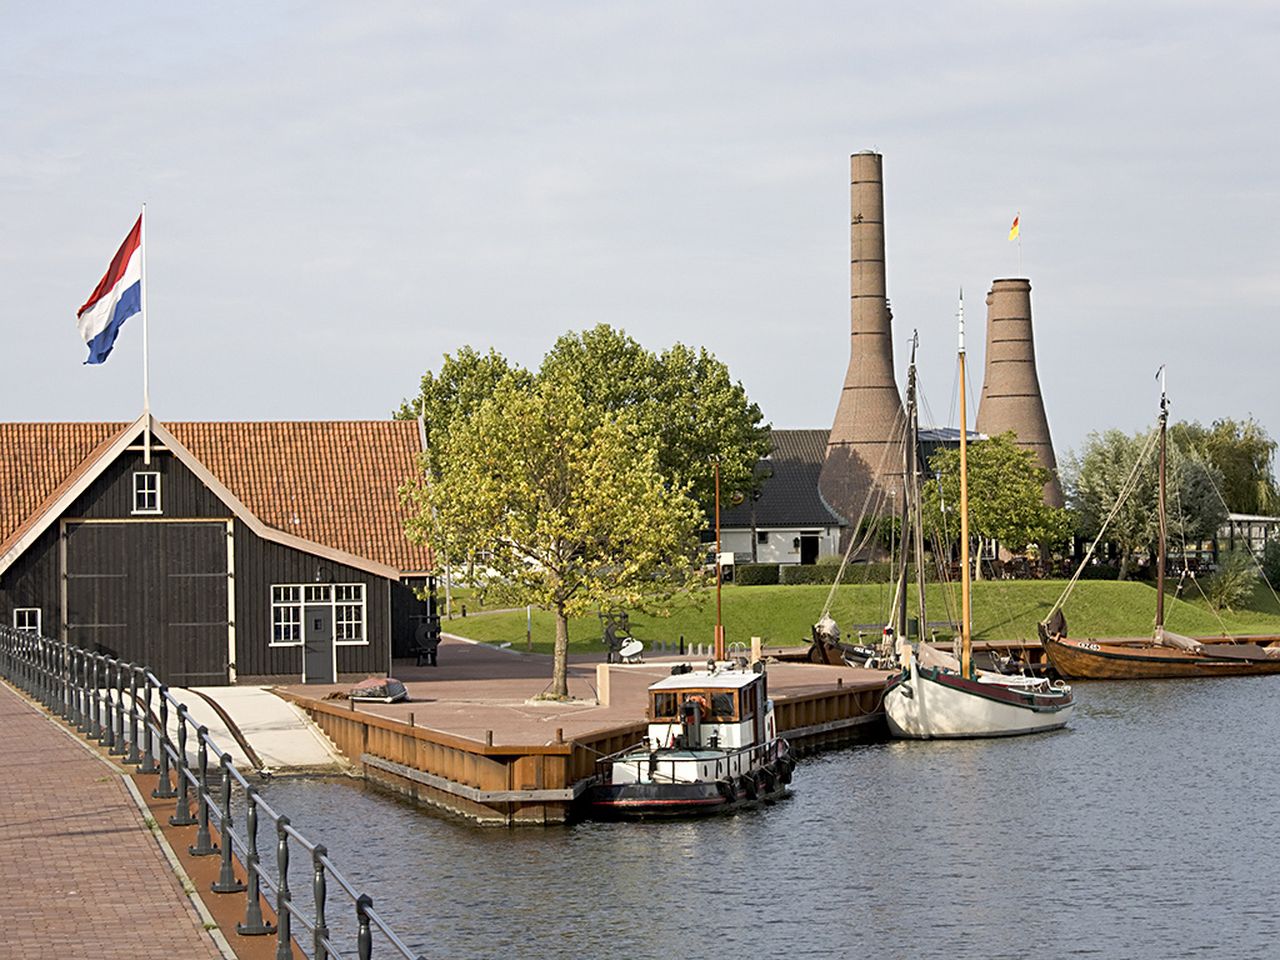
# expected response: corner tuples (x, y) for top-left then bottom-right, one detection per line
(587, 661), (795, 818)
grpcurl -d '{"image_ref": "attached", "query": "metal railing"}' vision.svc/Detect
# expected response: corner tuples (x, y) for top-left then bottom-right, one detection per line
(0, 626), (426, 960)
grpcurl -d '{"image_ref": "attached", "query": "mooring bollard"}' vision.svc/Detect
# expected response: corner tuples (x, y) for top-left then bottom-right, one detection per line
(189, 726), (218, 856)
(126, 666), (142, 765)
(275, 817), (293, 960)
(153, 689), (176, 798)
(357, 893), (374, 960)
(236, 788), (275, 936)
(313, 844), (330, 960)
(212, 753), (245, 893)
(170, 708), (197, 826)
(110, 662), (127, 756)
(139, 673), (157, 774)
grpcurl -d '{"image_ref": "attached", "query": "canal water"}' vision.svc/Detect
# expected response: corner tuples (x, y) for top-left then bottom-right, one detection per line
(259, 676), (1280, 959)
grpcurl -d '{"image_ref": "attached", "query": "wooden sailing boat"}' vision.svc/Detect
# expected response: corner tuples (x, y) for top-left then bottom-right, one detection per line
(1040, 370), (1280, 680)
(883, 294), (1075, 738)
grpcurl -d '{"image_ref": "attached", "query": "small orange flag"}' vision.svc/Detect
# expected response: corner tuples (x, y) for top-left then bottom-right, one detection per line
(1008, 213), (1020, 241)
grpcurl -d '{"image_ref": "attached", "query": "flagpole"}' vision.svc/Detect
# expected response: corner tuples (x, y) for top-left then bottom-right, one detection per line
(141, 202), (151, 464)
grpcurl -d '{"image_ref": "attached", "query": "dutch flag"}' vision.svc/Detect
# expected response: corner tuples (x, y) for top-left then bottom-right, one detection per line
(76, 214), (142, 364)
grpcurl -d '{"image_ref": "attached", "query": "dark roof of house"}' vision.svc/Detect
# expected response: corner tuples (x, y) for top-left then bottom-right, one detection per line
(720, 429), (846, 529)
(1, 419), (433, 575)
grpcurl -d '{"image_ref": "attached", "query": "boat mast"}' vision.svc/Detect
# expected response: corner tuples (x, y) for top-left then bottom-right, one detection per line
(714, 458), (725, 661)
(909, 333), (928, 642)
(1156, 366), (1168, 639)
(958, 293), (973, 679)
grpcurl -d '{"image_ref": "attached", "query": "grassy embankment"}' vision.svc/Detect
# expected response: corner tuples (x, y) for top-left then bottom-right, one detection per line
(441, 580), (1280, 657)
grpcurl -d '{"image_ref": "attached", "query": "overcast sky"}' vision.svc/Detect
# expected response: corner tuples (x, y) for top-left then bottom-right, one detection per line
(4, 2), (1277, 459)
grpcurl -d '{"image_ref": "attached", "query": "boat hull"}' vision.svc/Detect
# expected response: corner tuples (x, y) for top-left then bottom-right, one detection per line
(1043, 634), (1280, 680)
(884, 664), (1073, 739)
(586, 755), (794, 819)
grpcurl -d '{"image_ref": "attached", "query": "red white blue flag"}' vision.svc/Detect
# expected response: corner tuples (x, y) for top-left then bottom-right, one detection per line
(76, 214), (142, 364)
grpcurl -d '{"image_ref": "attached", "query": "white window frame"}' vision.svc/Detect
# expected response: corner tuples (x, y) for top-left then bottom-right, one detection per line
(13, 607), (41, 634)
(270, 582), (368, 647)
(132, 471), (162, 515)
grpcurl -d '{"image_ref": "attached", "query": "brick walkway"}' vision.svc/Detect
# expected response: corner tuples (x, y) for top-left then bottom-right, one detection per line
(0, 682), (225, 959)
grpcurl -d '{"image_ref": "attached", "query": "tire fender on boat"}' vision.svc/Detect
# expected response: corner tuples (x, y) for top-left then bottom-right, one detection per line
(716, 779), (737, 802)
(740, 774), (758, 800)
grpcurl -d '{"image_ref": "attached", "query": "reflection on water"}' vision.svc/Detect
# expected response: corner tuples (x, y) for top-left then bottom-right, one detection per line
(259, 677), (1280, 959)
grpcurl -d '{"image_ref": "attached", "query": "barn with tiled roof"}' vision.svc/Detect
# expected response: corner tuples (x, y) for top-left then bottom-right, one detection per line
(0, 415), (434, 685)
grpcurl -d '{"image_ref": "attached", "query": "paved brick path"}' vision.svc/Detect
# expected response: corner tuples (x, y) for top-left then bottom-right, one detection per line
(0, 681), (225, 959)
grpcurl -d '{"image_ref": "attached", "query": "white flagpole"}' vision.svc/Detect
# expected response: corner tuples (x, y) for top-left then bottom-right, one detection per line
(141, 202), (151, 464)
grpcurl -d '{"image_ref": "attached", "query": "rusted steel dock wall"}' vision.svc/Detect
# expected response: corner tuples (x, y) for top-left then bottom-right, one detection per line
(281, 678), (887, 826)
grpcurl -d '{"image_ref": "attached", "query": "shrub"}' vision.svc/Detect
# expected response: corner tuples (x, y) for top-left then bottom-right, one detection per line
(780, 564), (840, 585)
(736, 563), (780, 586)
(1262, 540), (1280, 589)
(1074, 562), (1121, 581)
(1205, 549), (1260, 613)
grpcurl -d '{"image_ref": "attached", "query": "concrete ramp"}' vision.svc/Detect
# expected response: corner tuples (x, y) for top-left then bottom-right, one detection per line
(173, 686), (348, 773)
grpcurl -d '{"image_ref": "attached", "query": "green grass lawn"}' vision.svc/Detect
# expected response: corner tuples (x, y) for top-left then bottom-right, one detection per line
(442, 579), (1280, 656)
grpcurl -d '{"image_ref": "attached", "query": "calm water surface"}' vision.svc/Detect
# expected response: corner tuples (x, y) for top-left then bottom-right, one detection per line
(259, 677), (1280, 959)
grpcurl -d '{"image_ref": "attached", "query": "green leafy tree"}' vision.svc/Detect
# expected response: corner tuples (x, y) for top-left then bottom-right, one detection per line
(1171, 418), (1279, 515)
(1205, 549), (1260, 613)
(1062, 429), (1228, 580)
(921, 432), (1071, 573)
(539, 325), (772, 515)
(403, 377), (703, 698)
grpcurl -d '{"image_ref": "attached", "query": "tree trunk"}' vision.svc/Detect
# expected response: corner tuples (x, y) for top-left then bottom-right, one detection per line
(1117, 550), (1131, 581)
(551, 603), (570, 699)
(973, 539), (983, 581)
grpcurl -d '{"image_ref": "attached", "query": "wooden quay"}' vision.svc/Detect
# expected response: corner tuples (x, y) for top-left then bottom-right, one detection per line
(277, 637), (889, 825)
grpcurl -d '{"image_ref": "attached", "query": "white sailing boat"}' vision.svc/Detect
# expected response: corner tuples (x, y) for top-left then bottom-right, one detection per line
(882, 294), (1075, 739)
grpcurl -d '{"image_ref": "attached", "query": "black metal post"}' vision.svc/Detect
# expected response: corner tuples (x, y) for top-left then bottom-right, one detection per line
(170, 708), (197, 826)
(126, 666), (142, 765)
(59, 642), (71, 721)
(189, 726), (217, 856)
(275, 817), (293, 960)
(89, 654), (102, 741)
(357, 893), (374, 960)
(110, 662), (127, 755)
(212, 753), (246, 893)
(100, 659), (116, 750)
(139, 673), (157, 774)
(153, 689), (176, 798)
(312, 844), (329, 960)
(236, 788), (275, 936)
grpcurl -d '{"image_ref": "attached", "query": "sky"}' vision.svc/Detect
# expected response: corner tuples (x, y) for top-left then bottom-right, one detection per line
(3, 2), (1278, 459)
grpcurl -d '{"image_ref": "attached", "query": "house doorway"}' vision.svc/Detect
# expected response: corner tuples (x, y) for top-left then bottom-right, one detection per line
(799, 532), (820, 565)
(303, 604), (335, 684)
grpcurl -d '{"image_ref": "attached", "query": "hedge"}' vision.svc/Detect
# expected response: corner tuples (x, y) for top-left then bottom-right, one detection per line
(736, 563), (780, 586)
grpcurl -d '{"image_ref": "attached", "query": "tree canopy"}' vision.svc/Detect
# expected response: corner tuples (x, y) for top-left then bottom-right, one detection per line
(1062, 428), (1228, 579)
(921, 432), (1071, 563)
(1170, 417), (1278, 516)
(402, 376), (703, 697)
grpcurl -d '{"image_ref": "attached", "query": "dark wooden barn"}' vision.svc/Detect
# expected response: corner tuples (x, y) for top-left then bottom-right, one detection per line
(0, 415), (433, 686)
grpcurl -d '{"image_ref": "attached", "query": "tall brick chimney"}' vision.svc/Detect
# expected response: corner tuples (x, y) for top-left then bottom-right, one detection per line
(976, 278), (1064, 508)
(818, 151), (906, 528)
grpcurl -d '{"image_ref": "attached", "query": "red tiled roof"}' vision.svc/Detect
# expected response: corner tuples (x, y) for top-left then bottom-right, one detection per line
(0, 420), (433, 575)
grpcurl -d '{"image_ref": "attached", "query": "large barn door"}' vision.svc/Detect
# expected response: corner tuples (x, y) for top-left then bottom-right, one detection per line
(65, 521), (229, 686)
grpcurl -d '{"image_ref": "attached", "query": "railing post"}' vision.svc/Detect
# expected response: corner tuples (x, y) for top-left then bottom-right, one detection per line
(312, 844), (330, 960)
(139, 672), (158, 774)
(100, 659), (116, 750)
(110, 662), (127, 755)
(89, 654), (102, 741)
(189, 726), (218, 856)
(153, 688), (176, 798)
(169, 707), (197, 826)
(275, 816), (293, 960)
(236, 788), (275, 936)
(212, 753), (246, 893)
(59, 642), (71, 721)
(125, 666), (142, 765)
(357, 893), (374, 960)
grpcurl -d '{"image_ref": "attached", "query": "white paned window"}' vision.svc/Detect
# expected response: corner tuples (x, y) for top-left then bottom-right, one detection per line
(271, 586), (302, 645)
(271, 583), (367, 647)
(335, 584), (366, 643)
(132, 471), (161, 514)
(13, 608), (41, 634)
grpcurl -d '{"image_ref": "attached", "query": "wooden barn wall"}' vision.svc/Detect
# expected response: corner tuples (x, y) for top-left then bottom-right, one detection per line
(68, 449), (230, 519)
(233, 524), (391, 679)
(390, 579), (429, 659)
(0, 525), (61, 634)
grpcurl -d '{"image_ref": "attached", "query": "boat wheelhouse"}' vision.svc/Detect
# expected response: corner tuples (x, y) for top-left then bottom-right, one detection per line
(587, 663), (794, 818)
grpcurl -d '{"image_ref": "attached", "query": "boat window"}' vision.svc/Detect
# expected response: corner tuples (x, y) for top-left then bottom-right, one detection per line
(710, 691), (736, 720)
(652, 692), (679, 719)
